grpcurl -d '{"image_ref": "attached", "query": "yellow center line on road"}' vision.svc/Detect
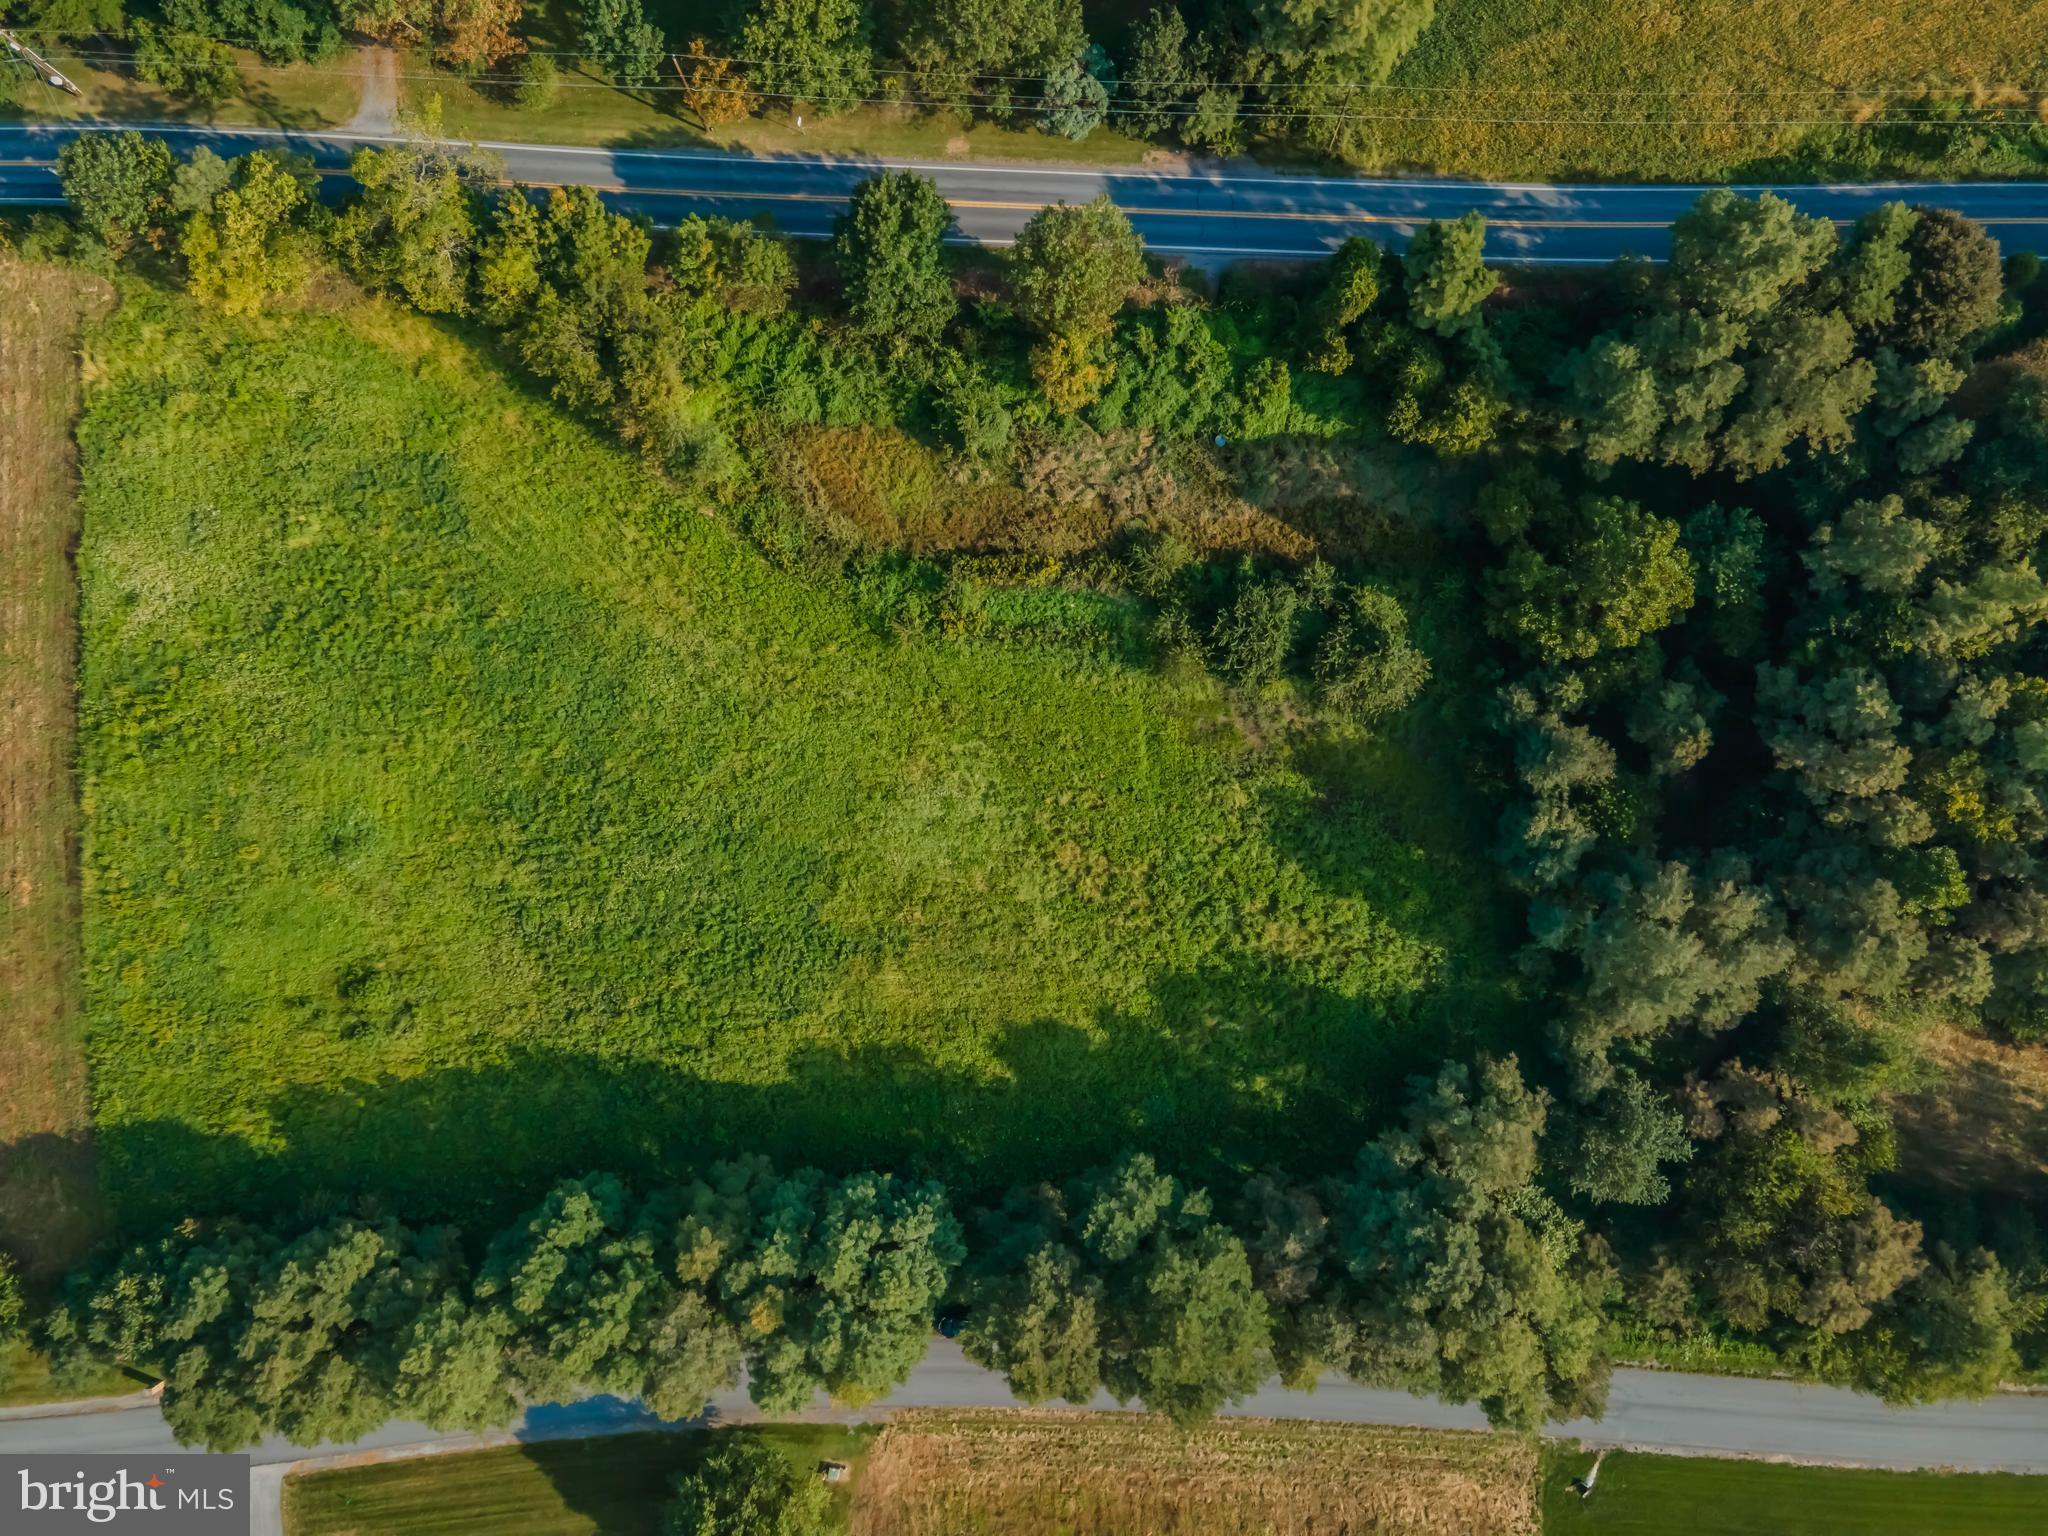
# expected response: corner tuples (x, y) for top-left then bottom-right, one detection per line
(334, 176), (2048, 229)
(501, 179), (1670, 227)
(9, 160), (2043, 228)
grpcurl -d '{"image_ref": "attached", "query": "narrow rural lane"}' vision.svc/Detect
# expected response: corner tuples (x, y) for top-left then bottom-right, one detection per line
(3, 124), (2045, 262)
(5, 1339), (2048, 1535)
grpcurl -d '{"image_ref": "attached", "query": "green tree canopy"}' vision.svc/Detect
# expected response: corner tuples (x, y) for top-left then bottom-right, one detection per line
(1316, 1058), (1615, 1429)
(1892, 207), (2005, 354)
(901, 0), (1087, 86)
(332, 119), (498, 315)
(1075, 1155), (1272, 1426)
(1252, 0), (1437, 79)
(957, 1188), (1106, 1405)
(476, 1175), (742, 1419)
(722, 1170), (964, 1411)
(1479, 471), (1696, 662)
(56, 131), (174, 256)
(1117, 6), (1191, 138)
(582, 0), (666, 86)
(664, 1434), (834, 1536)
(737, 0), (875, 114)
(1668, 190), (1835, 320)
(833, 171), (958, 343)
(180, 151), (313, 316)
(1403, 212), (1497, 336)
(1009, 194), (1147, 340)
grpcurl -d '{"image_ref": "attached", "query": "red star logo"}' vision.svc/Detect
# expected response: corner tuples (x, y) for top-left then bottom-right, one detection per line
(147, 1476), (164, 1488)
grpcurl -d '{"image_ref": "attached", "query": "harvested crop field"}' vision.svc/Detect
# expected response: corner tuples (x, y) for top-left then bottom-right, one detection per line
(0, 260), (112, 1276)
(1373, 0), (2048, 181)
(851, 1409), (1539, 1536)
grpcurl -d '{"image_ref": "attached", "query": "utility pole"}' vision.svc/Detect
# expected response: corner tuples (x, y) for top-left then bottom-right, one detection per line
(2, 28), (83, 97)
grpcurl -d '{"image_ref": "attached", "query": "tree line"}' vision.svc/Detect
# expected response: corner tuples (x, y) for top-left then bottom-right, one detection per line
(20, 1059), (1606, 1445)
(22, 126), (2048, 1419)
(3, 0), (1442, 154)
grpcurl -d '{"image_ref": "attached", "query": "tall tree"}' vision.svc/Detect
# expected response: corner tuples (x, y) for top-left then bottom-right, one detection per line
(901, 0), (1087, 91)
(957, 1188), (1106, 1405)
(1478, 470), (1695, 663)
(677, 38), (757, 127)
(721, 1170), (963, 1411)
(582, 0), (666, 86)
(1009, 194), (1146, 339)
(476, 1175), (742, 1420)
(833, 171), (958, 343)
(736, 0), (874, 115)
(1402, 211), (1497, 336)
(1117, 6), (1190, 138)
(180, 151), (312, 316)
(0, 1257), (21, 1394)
(332, 110), (498, 314)
(56, 131), (174, 257)
(664, 1433), (835, 1536)
(1681, 1065), (1926, 1341)
(1276, 1057), (1614, 1430)
(1891, 206), (2005, 354)
(1252, 0), (1436, 81)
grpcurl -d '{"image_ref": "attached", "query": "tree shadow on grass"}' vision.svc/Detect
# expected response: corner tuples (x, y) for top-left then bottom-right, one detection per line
(0, 1132), (109, 1283)
(512, 1424), (864, 1536)
(92, 958), (1454, 1235)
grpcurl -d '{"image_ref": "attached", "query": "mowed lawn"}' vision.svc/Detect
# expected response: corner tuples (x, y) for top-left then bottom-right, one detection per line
(75, 286), (1520, 1225)
(285, 1427), (868, 1536)
(1543, 1449), (2048, 1534)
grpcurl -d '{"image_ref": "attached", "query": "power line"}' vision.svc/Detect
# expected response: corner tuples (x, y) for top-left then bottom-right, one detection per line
(11, 29), (2048, 100)
(33, 48), (2048, 130)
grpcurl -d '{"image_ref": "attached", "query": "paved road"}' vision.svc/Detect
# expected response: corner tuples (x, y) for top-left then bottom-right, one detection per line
(6, 1337), (2048, 1536)
(9, 1340), (2048, 1471)
(4, 123), (2047, 263)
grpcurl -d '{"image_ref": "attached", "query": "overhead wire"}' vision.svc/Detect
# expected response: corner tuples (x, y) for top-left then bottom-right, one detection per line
(17, 36), (2047, 130)
(10, 29), (2048, 100)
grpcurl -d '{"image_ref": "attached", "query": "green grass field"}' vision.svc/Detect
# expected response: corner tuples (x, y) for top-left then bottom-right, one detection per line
(1370, 0), (2048, 181)
(1542, 1449), (2048, 1534)
(284, 1427), (868, 1536)
(0, 1341), (150, 1408)
(73, 284), (1519, 1226)
(1, 47), (360, 130)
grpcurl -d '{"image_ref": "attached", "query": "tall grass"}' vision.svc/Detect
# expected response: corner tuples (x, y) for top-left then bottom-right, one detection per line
(1369, 0), (2048, 181)
(75, 286), (1523, 1225)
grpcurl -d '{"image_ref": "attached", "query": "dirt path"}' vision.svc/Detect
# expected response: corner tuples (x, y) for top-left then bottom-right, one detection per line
(346, 46), (399, 136)
(0, 263), (112, 1277)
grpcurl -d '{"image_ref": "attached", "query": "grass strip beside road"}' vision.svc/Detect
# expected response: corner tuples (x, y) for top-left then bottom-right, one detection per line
(283, 1426), (870, 1536)
(1542, 1447), (2048, 1534)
